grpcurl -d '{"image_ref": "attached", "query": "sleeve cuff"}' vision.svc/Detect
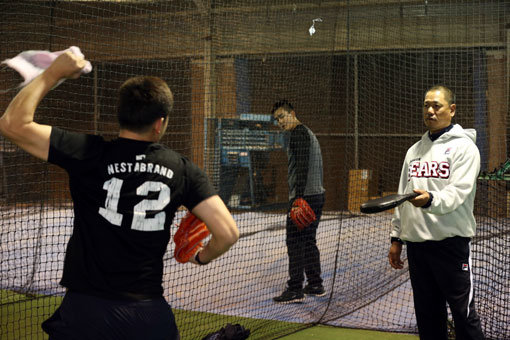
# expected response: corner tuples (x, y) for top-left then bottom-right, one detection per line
(421, 192), (433, 209)
(195, 251), (209, 265)
(391, 237), (404, 244)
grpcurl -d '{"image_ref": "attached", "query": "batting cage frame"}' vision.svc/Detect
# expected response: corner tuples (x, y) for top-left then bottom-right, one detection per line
(1, 1), (509, 339)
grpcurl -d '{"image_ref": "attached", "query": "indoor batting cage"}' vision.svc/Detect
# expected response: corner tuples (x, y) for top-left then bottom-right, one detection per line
(1, 1), (509, 339)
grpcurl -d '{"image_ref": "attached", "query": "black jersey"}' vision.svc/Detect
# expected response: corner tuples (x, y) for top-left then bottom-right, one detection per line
(48, 127), (216, 299)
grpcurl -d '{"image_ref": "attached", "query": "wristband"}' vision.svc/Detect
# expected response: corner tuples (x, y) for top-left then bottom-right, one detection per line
(421, 192), (433, 209)
(195, 251), (208, 265)
(391, 237), (404, 244)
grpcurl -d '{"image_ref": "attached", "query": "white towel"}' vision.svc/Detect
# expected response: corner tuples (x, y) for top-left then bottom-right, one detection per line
(1, 46), (92, 90)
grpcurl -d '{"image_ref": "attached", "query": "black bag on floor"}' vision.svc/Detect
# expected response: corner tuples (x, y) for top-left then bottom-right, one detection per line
(202, 323), (250, 340)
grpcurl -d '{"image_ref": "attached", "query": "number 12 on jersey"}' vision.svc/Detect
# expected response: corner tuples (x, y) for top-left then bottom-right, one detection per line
(99, 177), (171, 231)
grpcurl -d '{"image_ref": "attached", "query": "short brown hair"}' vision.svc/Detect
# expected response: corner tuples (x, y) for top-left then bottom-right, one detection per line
(118, 76), (174, 132)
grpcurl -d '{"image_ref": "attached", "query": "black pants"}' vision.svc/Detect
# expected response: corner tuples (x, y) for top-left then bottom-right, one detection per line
(42, 291), (180, 340)
(286, 193), (325, 291)
(407, 237), (484, 340)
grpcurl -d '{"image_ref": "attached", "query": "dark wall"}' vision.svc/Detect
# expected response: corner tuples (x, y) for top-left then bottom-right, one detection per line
(0, 1), (494, 210)
(246, 51), (484, 211)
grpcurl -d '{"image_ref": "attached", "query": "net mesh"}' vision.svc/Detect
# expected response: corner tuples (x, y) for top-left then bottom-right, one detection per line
(1, 1), (509, 339)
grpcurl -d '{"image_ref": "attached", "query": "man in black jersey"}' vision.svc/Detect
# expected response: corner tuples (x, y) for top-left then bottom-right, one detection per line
(271, 100), (326, 304)
(0, 51), (239, 339)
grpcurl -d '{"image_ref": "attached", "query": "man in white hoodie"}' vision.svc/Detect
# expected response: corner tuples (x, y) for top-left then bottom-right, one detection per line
(388, 85), (484, 340)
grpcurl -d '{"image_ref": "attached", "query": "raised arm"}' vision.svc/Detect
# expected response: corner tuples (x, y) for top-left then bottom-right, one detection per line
(190, 195), (239, 264)
(0, 51), (88, 161)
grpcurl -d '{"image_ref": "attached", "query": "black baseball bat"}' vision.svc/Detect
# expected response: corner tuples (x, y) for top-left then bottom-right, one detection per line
(360, 192), (419, 214)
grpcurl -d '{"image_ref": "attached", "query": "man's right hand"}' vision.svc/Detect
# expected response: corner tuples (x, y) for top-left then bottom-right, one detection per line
(46, 51), (88, 81)
(388, 242), (404, 269)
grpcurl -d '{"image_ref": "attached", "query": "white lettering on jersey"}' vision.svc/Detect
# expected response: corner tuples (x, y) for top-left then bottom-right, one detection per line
(132, 181), (170, 231)
(418, 162), (430, 177)
(99, 177), (124, 226)
(408, 161), (419, 178)
(99, 178), (171, 231)
(159, 167), (167, 178)
(438, 162), (450, 178)
(106, 162), (174, 179)
(165, 168), (174, 179)
(429, 161), (439, 177)
(408, 161), (450, 180)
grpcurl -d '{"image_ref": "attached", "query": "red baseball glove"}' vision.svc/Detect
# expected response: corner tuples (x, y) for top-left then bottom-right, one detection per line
(173, 212), (210, 263)
(290, 198), (316, 230)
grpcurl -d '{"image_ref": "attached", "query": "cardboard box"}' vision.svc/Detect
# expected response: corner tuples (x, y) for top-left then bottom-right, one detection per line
(506, 191), (510, 218)
(348, 169), (379, 212)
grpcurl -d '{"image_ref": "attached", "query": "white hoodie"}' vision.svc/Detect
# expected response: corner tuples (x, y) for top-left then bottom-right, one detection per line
(391, 124), (480, 242)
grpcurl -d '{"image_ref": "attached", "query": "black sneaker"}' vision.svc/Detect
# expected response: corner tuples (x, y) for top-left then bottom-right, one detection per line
(273, 289), (305, 304)
(303, 285), (326, 297)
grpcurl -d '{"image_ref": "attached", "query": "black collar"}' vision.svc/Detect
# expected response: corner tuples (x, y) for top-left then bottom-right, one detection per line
(429, 124), (454, 141)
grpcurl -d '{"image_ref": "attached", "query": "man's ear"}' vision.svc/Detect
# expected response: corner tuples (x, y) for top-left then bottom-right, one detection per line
(154, 117), (165, 134)
(450, 104), (456, 118)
